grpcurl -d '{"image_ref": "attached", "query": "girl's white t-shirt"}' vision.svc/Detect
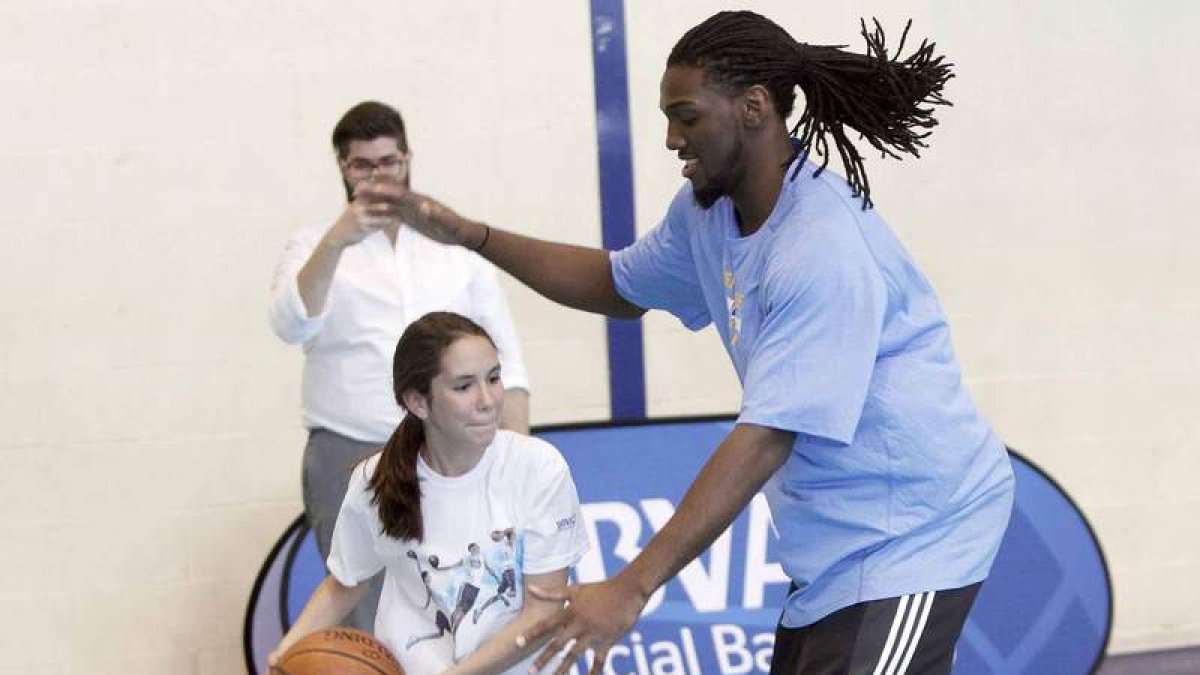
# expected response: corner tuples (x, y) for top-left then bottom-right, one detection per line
(328, 430), (590, 675)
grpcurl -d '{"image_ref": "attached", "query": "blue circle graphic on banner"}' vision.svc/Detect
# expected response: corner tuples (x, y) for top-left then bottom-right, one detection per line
(243, 417), (1111, 674)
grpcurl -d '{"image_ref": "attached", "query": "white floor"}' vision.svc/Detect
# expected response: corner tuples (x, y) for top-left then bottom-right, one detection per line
(1096, 646), (1200, 675)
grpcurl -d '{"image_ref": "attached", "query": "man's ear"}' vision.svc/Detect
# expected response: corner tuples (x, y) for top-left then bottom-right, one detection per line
(402, 389), (430, 421)
(742, 84), (772, 129)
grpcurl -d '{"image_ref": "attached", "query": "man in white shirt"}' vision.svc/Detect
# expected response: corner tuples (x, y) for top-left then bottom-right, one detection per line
(268, 101), (531, 629)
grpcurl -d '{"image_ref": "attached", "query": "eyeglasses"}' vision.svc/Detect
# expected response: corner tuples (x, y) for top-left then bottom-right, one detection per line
(342, 154), (408, 175)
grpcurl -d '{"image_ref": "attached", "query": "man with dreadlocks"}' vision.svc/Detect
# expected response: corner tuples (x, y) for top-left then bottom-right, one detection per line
(360, 11), (1014, 675)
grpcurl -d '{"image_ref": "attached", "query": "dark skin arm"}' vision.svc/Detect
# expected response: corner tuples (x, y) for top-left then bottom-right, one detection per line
(526, 423), (795, 675)
(354, 178), (644, 319)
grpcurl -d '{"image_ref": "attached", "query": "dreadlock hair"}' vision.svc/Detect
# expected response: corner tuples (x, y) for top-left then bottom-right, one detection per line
(368, 312), (496, 541)
(668, 11), (954, 208)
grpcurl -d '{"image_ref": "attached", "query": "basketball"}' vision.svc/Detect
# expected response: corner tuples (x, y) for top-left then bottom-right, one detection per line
(275, 627), (404, 675)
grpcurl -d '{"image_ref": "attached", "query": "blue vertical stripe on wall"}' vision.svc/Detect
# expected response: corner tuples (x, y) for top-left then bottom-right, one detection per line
(589, 0), (646, 420)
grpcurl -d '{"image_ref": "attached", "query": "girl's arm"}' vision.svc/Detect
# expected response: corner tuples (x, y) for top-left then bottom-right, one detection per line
(268, 575), (368, 668)
(442, 569), (570, 675)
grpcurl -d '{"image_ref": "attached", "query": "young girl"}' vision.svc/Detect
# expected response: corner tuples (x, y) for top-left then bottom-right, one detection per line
(270, 312), (589, 674)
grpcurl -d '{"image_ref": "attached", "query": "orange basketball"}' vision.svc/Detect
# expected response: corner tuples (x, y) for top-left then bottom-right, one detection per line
(275, 627), (404, 675)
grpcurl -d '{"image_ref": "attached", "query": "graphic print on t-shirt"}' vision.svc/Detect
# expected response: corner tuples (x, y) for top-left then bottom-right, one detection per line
(723, 269), (743, 346)
(473, 528), (520, 624)
(402, 528), (523, 655)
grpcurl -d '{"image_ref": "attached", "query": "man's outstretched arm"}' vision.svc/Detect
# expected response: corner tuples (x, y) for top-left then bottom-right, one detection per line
(523, 423), (796, 675)
(356, 179), (645, 319)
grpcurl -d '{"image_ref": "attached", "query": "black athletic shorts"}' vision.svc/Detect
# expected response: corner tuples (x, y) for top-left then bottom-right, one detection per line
(770, 583), (982, 675)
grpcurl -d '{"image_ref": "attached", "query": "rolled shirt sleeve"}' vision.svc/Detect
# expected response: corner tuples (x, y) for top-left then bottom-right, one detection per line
(268, 232), (328, 344)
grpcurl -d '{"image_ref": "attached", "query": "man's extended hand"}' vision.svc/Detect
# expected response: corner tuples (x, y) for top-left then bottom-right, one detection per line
(322, 198), (397, 249)
(355, 177), (474, 247)
(521, 574), (649, 675)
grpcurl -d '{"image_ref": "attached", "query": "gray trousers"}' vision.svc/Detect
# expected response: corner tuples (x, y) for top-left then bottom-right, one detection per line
(302, 428), (385, 631)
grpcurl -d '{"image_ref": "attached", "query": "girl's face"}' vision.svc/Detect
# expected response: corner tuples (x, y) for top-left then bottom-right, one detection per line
(410, 335), (504, 451)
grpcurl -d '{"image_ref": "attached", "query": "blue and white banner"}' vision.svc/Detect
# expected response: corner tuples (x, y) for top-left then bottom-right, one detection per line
(244, 417), (1111, 674)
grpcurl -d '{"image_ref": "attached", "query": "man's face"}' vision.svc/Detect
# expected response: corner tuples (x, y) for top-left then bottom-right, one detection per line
(659, 65), (745, 209)
(338, 136), (409, 199)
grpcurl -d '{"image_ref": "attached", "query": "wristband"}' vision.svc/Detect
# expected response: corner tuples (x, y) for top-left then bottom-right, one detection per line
(470, 223), (491, 253)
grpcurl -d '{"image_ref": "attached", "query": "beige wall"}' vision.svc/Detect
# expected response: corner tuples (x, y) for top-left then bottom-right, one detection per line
(1, 0), (1195, 671)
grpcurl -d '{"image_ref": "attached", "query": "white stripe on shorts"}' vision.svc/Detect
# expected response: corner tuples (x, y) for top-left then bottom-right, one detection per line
(871, 591), (937, 675)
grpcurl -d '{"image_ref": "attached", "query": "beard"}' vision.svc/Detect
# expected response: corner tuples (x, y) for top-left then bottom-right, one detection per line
(341, 174), (410, 201)
(693, 184), (725, 209)
(690, 131), (744, 210)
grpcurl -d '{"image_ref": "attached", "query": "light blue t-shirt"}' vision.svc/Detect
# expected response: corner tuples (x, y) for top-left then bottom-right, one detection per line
(610, 155), (1015, 627)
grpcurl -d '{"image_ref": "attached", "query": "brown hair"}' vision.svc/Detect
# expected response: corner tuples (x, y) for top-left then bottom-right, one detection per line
(331, 101), (409, 158)
(369, 312), (495, 540)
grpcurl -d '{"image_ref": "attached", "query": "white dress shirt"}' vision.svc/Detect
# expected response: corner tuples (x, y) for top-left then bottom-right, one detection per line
(269, 224), (530, 443)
